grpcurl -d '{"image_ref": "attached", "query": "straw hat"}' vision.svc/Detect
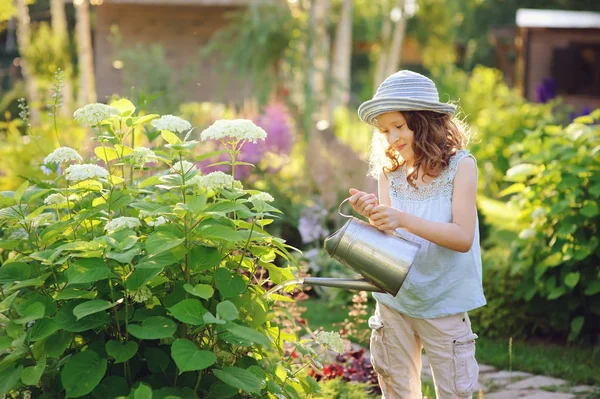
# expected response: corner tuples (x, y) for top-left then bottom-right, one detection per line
(358, 70), (456, 125)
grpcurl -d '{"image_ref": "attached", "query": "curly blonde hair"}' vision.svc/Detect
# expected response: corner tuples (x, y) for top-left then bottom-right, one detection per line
(368, 111), (470, 186)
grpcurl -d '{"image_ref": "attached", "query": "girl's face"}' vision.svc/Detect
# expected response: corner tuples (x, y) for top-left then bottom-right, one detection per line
(376, 111), (415, 162)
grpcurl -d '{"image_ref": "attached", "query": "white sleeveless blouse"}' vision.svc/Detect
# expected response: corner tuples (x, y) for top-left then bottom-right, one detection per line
(372, 149), (487, 318)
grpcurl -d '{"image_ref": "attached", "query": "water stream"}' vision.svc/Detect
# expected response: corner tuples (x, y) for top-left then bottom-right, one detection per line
(263, 277), (306, 299)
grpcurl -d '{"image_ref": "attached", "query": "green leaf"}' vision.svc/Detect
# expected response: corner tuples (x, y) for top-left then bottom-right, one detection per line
(168, 299), (207, 325)
(131, 114), (159, 127)
(135, 251), (177, 269)
(195, 150), (228, 162)
(0, 365), (23, 397)
(106, 247), (140, 264)
(213, 367), (262, 395)
(21, 355), (46, 385)
(73, 300), (115, 320)
(0, 291), (19, 313)
(95, 146), (120, 163)
(498, 183), (526, 197)
(13, 181), (29, 202)
(92, 375), (129, 399)
(161, 130), (182, 144)
(200, 225), (245, 242)
(29, 318), (59, 341)
(215, 268), (246, 298)
(54, 302), (110, 332)
(130, 383), (153, 399)
(0, 262), (32, 283)
(128, 316), (177, 340)
(564, 272), (580, 289)
(144, 347), (171, 373)
(568, 316), (585, 342)
(188, 194), (207, 213)
(584, 280), (600, 296)
(170, 339), (216, 374)
(183, 283), (214, 299)
(44, 331), (73, 358)
(225, 323), (271, 347)
(106, 340), (138, 363)
(111, 98), (136, 116)
(145, 231), (185, 256)
(203, 312), (225, 325)
(207, 381), (239, 399)
(54, 288), (97, 301)
(61, 351), (107, 398)
(505, 163), (539, 182)
(217, 301), (238, 321)
(580, 202), (599, 218)
(189, 245), (221, 271)
(66, 258), (111, 285)
(14, 302), (45, 324)
(548, 286), (566, 300)
(139, 175), (163, 189)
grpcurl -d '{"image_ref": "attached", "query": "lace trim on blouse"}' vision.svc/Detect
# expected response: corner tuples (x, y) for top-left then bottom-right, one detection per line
(389, 150), (471, 202)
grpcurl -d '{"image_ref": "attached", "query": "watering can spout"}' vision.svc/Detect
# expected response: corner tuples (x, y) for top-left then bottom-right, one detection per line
(302, 277), (385, 293)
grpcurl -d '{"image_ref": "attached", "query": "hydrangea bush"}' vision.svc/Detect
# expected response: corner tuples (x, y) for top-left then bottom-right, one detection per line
(0, 99), (341, 398)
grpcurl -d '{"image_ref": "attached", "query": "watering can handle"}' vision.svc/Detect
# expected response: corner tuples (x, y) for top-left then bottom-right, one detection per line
(338, 198), (412, 243)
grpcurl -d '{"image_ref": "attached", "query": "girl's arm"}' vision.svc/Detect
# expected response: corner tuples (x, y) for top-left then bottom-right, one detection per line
(370, 158), (478, 253)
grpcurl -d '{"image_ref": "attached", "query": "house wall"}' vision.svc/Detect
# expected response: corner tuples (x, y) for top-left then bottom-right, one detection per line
(94, 4), (252, 104)
(525, 28), (600, 112)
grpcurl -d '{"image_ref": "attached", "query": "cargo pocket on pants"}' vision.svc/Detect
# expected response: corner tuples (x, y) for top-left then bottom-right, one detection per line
(369, 318), (390, 378)
(452, 333), (479, 396)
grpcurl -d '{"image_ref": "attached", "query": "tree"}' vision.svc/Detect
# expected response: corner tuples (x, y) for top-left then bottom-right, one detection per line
(14, 0), (40, 125)
(51, 0), (73, 114)
(330, 0), (353, 111)
(74, 0), (96, 105)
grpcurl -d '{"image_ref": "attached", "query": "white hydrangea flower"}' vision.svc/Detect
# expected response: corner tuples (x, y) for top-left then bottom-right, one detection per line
(316, 331), (345, 354)
(147, 216), (168, 227)
(170, 160), (197, 174)
(73, 103), (120, 127)
(192, 171), (235, 190)
(44, 147), (83, 165)
(43, 193), (67, 205)
(131, 147), (158, 166)
(65, 164), (109, 182)
(250, 192), (274, 202)
(105, 216), (142, 234)
(201, 119), (267, 143)
(127, 286), (153, 303)
(151, 115), (192, 133)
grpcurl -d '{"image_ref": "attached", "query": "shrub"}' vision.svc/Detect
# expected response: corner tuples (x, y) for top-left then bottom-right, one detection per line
(0, 99), (336, 397)
(504, 111), (600, 342)
(319, 378), (379, 399)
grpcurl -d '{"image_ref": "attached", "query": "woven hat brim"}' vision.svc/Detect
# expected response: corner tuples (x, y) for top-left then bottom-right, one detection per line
(358, 98), (456, 125)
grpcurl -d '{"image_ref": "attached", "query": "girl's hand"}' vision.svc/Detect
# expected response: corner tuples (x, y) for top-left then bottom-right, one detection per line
(348, 188), (378, 218)
(370, 204), (404, 231)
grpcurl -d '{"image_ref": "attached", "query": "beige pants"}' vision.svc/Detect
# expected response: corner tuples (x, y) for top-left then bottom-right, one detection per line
(369, 303), (479, 399)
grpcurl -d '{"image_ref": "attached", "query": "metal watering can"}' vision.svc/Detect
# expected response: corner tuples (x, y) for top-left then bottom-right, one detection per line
(303, 198), (420, 296)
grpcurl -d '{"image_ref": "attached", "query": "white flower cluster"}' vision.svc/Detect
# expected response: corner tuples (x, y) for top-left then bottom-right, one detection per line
(316, 331), (345, 354)
(127, 286), (153, 303)
(65, 164), (109, 182)
(531, 207), (546, 219)
(73, 103), (120, 127)
(43, 193), (67, 205)
(131, 147), (158, 166)
(44, 147), (83, 165)
(190, 171), (240, 190)
(298, 204), (329, 244)
(147, 216), (168, 227)
(249, 192), (274, 202)
(201, 119), (267, 143)
(170, 160), (197, 174)
(151, 115), (192, 133)
(105, 216), (142, 234)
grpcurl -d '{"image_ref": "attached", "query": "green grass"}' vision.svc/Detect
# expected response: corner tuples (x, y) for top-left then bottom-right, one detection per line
(301, 298), (600, 387)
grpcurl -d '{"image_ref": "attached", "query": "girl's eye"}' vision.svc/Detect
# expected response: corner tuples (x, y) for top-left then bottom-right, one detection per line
(396, 125), (404, 129)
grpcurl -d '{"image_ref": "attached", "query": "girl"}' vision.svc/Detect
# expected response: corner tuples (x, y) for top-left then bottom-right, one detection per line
(349, 70), (486, 399)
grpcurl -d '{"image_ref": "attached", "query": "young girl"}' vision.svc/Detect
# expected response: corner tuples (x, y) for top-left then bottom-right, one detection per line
(349, 70), (486, 399)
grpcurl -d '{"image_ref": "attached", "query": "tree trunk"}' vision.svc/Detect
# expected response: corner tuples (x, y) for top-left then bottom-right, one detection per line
(51, 0), (73, 115)
(75, 0), (96, 106)
(330, 0), (353, 111)
(310, 0), (331, 127)
(14, 0), (40, 125)
(373, 0), (392, 88)
(6, 18), (16, 52)
(385, 0), (406, 78)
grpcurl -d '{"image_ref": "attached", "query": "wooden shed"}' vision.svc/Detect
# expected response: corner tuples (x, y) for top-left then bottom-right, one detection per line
(516, 8), (600, 113)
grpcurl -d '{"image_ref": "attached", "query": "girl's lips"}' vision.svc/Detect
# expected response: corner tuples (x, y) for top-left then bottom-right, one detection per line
(396, 144), (406, 151)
